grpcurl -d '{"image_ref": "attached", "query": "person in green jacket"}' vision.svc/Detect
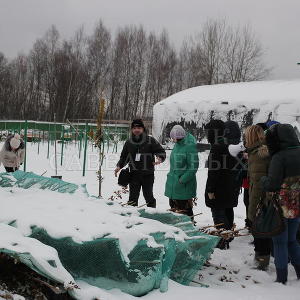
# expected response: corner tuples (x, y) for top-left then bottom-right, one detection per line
(165, 125), (199, 219)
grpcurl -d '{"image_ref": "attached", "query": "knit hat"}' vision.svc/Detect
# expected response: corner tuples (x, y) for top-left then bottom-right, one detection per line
(131, 119), (145, 129)
(10, 134), (21, 149)
(266, 120), (280, 128)
(170, 125), (186, 140)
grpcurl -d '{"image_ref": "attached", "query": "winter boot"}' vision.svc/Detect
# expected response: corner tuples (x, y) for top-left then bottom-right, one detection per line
(293, 264), (300, 280)
(216, 238), (230, 250)
(275, 268), (288, 284)
(254, 253), (270, 271)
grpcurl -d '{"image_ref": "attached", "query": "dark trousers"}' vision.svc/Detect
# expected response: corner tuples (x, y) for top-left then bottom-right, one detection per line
(243, 188), (252, 227)
(254, 237), (272, 256)
(129, 172), (156, 208)
(211, 208), (234, 230)
(272, 218), (300, 269)
(169, 199), (193, 217)
(243, 188), (249, 217)
(5, 167), (18, 173)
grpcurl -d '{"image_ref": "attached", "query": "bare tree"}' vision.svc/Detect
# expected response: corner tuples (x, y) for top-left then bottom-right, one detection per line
(0, 19), (271, 122)
(221, 24), (271, 82)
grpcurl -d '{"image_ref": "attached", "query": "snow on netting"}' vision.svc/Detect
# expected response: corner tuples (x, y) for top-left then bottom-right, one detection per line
(0, 223), (74, 286)
(0, 170), (78, 193)
(0, 171), (219, 296)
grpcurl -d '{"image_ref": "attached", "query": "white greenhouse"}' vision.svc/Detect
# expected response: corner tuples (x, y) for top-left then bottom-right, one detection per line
(152, 79), (300, 143)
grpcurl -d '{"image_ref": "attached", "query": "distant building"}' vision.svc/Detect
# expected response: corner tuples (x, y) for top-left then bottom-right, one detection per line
(152, 79), (300, 143)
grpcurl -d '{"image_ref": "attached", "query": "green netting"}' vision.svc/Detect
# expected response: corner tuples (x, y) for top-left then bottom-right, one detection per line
(28, 222), (218, 296)
(0, 223), (74, 287)
(138, 211), (219, 285)
(0, 170), (79, 193)
(0, 171), (219, 296)
(29, 228), (169, 296)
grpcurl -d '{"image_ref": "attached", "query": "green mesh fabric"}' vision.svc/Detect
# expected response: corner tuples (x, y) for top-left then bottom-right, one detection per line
(139, 210), (219, 285)
(29, 228), (171, 296)
(28, 223), (218, 296)
(0, 170), (78, 193)
(0, 171), (219, 296)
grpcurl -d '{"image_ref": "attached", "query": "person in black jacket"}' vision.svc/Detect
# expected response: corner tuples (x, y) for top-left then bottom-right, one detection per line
(115, 119), (166, 208)
(204, 120), (243, 249)
(261, 123), (300, 284)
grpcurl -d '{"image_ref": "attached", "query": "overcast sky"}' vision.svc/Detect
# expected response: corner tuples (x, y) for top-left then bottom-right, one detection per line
(0, 0), (299, 80)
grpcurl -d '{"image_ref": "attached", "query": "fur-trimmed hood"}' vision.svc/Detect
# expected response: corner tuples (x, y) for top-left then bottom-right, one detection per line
(4, 135), (25, 152)
(248, 143), (269, 158)
(0, 135), (25, 168)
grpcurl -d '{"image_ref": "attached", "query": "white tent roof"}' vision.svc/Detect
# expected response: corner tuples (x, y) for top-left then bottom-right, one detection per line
(152, 79), (300, 140)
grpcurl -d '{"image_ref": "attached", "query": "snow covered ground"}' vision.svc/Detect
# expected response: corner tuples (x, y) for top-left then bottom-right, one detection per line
(0, 141), (299, 299)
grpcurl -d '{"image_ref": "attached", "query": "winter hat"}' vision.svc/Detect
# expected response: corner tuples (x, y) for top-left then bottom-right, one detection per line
(131, 119), (145, 129)
(224, 121), (241, 145)
(10, 133), (21, 149)
(204, 120), (225, 145)
(170, 125), (186, 140)
(266, 120), (280, 128)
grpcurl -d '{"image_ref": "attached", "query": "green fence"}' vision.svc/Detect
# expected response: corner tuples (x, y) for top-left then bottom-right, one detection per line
(0, 120), (130, 174)
(0, 120), (129, 141)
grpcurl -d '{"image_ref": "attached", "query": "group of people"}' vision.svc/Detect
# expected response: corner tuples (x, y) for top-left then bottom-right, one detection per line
(115, 118), (300, 284)
(1, 120), (299, 284)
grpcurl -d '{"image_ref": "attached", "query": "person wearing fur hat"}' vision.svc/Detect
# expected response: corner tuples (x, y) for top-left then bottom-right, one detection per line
(164, 125), (199, 219)
(115, 119), (166, 208)
(0, 133), (25, 172)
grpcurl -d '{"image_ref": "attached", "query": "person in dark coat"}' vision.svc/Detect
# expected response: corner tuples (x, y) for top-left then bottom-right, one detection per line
(115, 119), (166, 208)
(261, 123), (300, 283)
(204, 120), (243, 248)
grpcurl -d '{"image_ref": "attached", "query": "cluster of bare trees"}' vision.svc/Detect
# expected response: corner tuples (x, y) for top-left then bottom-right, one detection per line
(0, 19), (270, 122)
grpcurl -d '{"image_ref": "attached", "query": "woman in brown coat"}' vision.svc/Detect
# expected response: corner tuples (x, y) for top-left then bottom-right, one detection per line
(245, 125), (272, 270)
